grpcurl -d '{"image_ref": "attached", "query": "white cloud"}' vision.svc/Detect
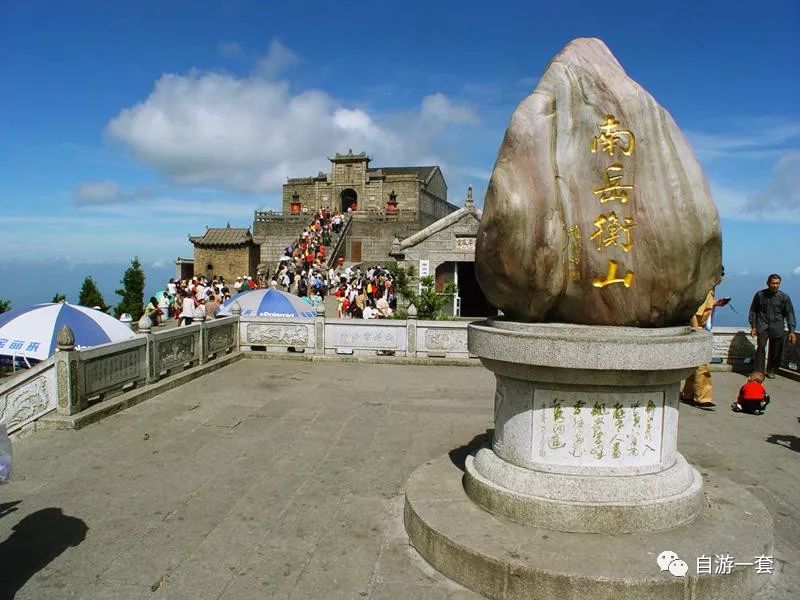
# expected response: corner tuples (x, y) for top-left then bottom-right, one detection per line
(793, 266), (800, 276)
(74, 180), (121, 204)
(105, 51), (479, 193)
(686, 117), (800, 163)
(73, 180), (149, 205)
(709, 173), (800, 224)
(255, 39), (299, 79)
(745, 150), (800, 214)
(420, 92), (479, 125)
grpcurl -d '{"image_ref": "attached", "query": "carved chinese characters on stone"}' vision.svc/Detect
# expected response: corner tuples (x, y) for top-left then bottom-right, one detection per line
(84, 348), (144, 395)
(455, 237), (476, 251)
(535, 390), (663, 467)
(589, 115), (637, 289)
(334, 327), (397, 349)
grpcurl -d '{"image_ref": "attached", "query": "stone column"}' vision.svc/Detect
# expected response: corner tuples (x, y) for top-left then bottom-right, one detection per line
(193, 313), (207, 364)
(231, 302), (242, 352)
(314, 303), (325, 355)
(54, 326), (81, 415)
(138, 315), (158, 384)
(405, 303), (418, 358)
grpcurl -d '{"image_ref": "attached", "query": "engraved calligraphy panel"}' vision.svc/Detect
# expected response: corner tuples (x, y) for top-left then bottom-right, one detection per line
(328, 326), (400, 349)
(455, 237), (476, 251)
(84, 348), (145, 395)
(534, 390), (663, 466)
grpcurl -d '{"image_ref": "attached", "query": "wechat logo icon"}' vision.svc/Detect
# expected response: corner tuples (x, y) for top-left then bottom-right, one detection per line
(657, 550), (689, 577)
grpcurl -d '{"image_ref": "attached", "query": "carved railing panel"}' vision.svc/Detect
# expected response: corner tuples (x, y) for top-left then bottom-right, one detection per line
(243, 321), (312, 348)
(325, 321), (406, 352)
(0, 359), (57, 433)
(79, 338), (147, 398)
(204, 318), (238, 356)
(417, 323), (470, 357)
(153, 327), (200, 373)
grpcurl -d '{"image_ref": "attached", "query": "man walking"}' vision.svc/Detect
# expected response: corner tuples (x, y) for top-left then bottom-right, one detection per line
(749, 274), (796, 378)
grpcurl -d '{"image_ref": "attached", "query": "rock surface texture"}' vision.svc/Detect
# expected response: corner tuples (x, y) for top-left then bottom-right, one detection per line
(476, 38), (721, 326)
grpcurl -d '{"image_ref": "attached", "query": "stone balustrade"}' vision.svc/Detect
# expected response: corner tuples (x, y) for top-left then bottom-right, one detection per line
(1, 319), (794, 430)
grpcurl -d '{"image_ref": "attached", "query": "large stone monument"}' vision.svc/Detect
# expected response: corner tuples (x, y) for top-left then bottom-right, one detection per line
(404, 38), (773, 599)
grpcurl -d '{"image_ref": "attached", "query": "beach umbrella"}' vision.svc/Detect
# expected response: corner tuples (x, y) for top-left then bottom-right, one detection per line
(217, 289), (317, 318)
(0, 303), (138, 366)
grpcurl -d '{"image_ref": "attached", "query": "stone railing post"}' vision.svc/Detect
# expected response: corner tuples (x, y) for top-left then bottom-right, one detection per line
(231, 301), (242, 351)
(138, 314), (158, 384)
(315, 303), (326, 355)
(54, 325), (82, 415)
(406, 303), (418, 358)
(193, 312), (207, 364)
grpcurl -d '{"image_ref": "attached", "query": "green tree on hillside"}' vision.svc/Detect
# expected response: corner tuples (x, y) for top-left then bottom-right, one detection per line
(0, 299), (10, 314)
(51, 293), (67, 303)
(79, 276), (110, 313)
(115, 257), (146, 320)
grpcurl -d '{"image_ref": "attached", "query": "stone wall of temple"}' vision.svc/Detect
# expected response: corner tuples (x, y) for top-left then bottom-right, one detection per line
(193, 245), (259, 282)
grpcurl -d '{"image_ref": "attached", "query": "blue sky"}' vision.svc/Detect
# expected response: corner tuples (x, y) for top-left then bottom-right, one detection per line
(0, 0), (798, 320)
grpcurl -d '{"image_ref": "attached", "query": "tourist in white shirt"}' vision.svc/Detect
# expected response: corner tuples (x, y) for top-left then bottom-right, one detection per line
(179, 292), (196, 327)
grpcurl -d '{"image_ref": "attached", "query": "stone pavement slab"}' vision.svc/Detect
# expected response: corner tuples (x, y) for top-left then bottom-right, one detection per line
(0, 359), (798, 599)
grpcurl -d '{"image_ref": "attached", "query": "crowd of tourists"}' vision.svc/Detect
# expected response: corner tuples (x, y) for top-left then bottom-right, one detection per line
(268, 208), (397, 319)
(144, 208), (397, 326)
(146, 276), (244, 327)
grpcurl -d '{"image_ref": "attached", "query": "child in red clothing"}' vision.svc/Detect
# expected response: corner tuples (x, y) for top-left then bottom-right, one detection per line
(732, 372), (770, 415)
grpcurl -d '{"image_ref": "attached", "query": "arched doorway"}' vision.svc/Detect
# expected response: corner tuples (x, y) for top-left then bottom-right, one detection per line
(340, 188), (358, 213)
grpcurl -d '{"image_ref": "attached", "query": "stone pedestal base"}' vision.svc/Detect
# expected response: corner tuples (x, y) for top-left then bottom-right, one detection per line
(465, 448), (703, 534)
(403, 319), (775, 598)
(405, 454), (772, 600)
(462, 320), (710, 533)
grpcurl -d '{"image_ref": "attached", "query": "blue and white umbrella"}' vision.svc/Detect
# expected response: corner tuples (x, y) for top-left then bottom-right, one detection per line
(218, 289), (317, 318)
(0, 303), (138, 365)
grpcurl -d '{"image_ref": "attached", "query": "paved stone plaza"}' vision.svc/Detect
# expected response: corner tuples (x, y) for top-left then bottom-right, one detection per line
(1, 358), (798, 599)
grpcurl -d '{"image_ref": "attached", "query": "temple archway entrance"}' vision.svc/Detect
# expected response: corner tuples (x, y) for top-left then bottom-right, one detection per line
(435, 261), (494, 317)
(340, 188), (358, 213)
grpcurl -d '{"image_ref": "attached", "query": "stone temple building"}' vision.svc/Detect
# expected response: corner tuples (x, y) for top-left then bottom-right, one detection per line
(188, 225), (259, 284)
(253, 150), (460, 266)
(185, 150), (494, 316)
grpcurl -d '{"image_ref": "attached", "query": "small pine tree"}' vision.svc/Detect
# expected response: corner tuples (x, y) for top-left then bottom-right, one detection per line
(79, 276), (110, 313)
(51, 293), (67, 303)
(0, 298), (10, 314)
(115, 257), (146, 320)
(388, 265), (456, 320)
